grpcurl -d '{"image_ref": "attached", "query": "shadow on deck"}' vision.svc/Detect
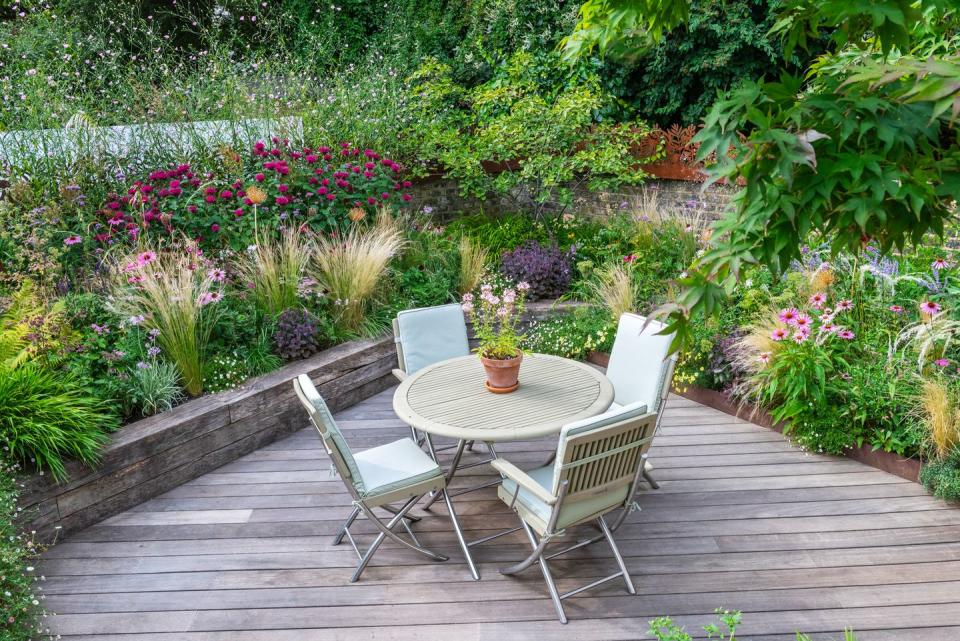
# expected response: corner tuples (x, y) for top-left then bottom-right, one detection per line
(40, 388), (960, 640)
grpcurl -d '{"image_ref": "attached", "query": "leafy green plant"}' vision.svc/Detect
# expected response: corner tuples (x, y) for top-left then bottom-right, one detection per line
(125, 361), (183, 417)
(564, 0), (960, 354)
(203, 352), (248, 393)
(522, 306), (615, 360)
(920, 449), (960, 502)
(648, 608), (741, 641)
(409, 52), (660, 215)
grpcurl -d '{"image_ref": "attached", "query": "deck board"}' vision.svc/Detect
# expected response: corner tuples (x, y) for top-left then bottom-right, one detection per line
(42, 388), (960, 640)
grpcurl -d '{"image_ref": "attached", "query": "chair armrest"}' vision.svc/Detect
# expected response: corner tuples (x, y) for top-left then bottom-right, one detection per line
(392, 368), (408, 382)
(491, 459), (557, 505)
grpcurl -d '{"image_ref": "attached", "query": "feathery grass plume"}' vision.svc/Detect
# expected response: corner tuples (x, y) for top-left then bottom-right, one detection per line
(235, 226), (312, 319)
(894, 312), (960, 372)
(458, 236), (489, 296)
(374, 204), (404, 235)
(591, 264), (637, 319)
(110, 245), (222, 396)
(918, 378), (960, 460)
(728, 306), (786, 402)
(628, 186), (661, 223)
(312, 225), (403, 333)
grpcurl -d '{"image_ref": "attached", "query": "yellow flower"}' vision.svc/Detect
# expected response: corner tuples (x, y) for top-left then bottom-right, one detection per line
(246, 185), (267, 205)
(348, 207), (367, 223)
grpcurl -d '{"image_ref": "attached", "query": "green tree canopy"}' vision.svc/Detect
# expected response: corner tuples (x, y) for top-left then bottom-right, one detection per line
(564, 0), (960, 351)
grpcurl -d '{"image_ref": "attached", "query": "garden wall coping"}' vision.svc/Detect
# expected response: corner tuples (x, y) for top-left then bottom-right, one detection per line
(17, 336), (398, 542)
(16, 299), (584, 541)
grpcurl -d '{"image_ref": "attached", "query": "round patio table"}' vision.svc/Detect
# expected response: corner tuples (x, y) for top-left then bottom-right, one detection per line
(392, 353), (615, 443)
(392, 353), (614, 580)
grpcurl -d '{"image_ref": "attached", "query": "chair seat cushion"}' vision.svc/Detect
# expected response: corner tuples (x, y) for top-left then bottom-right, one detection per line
(354, 438), (443, 498)
(500, 465), (630, 532)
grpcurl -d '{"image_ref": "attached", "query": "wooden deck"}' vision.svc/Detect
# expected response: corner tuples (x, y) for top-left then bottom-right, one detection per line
(40, 388), (960, 640)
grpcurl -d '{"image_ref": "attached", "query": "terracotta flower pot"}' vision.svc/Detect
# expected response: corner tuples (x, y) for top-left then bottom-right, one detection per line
(480, 351), (523, 393)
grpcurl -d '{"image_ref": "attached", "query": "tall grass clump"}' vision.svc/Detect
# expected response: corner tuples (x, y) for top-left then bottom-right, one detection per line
(919, 378), (960, 460)
(0, 281), (114, 481)
(312, 226), (403, 333)
(591, 264), (637, 319)
(235, 227), (313, 319)
(110, 246), (222, 396)
(0, 364), (116, 481)
(458, 235), (488, 296)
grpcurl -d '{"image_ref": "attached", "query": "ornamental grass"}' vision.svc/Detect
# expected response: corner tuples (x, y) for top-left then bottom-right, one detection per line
(109, 245), (222, 396)
(458, 235), (488, 296)
(591, 264), (636, 320)
(235, 226), (313, 319)
(312, 225), (403, 333)
(919, 378), (960, 461)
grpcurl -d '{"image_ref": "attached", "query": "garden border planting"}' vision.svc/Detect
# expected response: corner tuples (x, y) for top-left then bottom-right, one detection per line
(679, 386), (922, 482)
(582, 352), (923, 483)
(17, 337), (398, 542)
(15, 301), (576, 542)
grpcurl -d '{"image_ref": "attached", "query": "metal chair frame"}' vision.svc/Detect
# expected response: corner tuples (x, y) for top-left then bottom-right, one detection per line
(641, 354), (677, 489)
(492, 410), (658, 623)
(293, 374), (480, 582)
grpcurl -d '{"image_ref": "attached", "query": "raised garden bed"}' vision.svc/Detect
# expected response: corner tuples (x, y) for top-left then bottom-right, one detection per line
(680, 386), (922, 482)
(583, 351), (922, 482)
(17, 337), (398, 542)
(16, 301), (578, 542)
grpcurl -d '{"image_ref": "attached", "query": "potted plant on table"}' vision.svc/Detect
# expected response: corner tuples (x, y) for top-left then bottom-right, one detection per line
(462, 281), (530, 393)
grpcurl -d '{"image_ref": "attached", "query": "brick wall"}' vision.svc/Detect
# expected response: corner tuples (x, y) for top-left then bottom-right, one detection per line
(409, 176), (738, 221)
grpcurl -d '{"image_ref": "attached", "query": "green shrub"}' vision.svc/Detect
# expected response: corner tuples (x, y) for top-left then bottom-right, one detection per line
(203, 352), (248, 393)
(409, 52), (659, 213)
(920, 451), (960, 502)
(522, 306), (614, 360)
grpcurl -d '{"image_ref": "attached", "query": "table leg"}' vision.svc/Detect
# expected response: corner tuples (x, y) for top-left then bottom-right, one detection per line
(422, 436), (466, 511)
(423, 434), (480, 579)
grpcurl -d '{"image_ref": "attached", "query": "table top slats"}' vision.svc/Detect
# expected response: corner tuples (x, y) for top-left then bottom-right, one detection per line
(393, 354), (614, 441)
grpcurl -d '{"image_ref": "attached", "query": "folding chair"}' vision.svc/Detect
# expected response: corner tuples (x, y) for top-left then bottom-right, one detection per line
(605, 313), (678, 489)
(392, 303), (470, 381)
(292, 374), (479, 581)
(491, 401), (657, 623)
(392, 304), (470, 443)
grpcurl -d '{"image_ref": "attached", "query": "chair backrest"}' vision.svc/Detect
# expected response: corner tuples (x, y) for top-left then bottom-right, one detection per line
(394, 303), (470, 375)
(552, 401), (657, 502)
(292, 374), (365, 494)
(606, 313), (677, 412)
